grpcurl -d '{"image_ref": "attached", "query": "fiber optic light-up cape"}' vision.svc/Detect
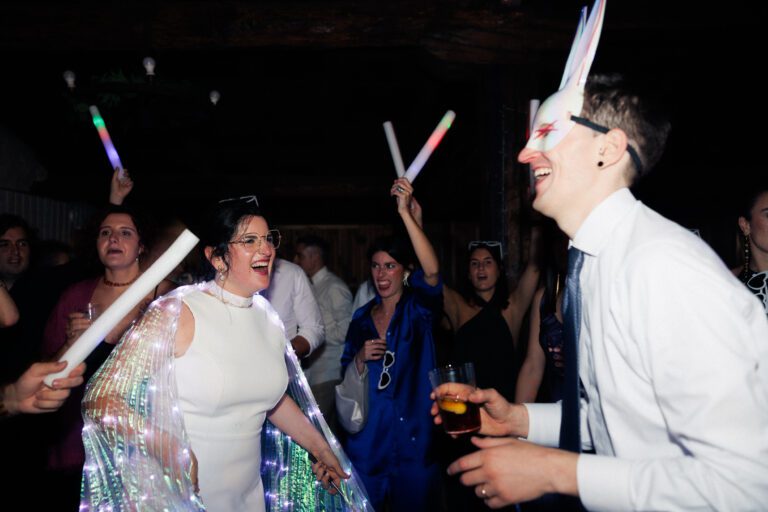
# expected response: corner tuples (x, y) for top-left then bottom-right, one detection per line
(80, 283), (372, 511)
(525, 0), (606, 152)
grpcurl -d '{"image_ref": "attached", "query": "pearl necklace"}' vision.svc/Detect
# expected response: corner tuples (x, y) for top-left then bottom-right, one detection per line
(204, 281), (254, 308)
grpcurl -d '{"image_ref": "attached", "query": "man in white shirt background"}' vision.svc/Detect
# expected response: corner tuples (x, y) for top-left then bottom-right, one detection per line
(262, 257), (324, 359)
(294, 235), (352, 434)
(440, 2), (768, 509)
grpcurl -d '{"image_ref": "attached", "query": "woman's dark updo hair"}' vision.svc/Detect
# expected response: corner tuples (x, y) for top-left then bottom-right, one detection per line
(461, 243), (510, 310)
(366, 236), (415, 269)
(199, 198), (263, 279)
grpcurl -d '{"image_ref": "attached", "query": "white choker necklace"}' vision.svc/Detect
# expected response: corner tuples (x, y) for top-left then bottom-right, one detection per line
(205, 281), (254, 308)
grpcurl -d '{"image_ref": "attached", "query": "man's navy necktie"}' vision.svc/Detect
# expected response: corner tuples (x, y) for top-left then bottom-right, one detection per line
(559, 247), (584, 453)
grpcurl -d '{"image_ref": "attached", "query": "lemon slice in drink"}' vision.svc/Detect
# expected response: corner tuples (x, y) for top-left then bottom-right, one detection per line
(439, 399), (467, 415)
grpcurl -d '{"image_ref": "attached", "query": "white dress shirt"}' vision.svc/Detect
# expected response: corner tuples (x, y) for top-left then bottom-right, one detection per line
(526, 188), (768, 511)
(303, 266), (353, 385)
(261, 258), (324, 355)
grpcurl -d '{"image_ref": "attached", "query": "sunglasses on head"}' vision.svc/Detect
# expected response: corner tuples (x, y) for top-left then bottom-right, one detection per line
(468, 240), (504, 259)
(378, 350), (395, 390)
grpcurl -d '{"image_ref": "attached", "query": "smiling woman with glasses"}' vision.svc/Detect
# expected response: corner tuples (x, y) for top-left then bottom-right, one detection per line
(340, 177), (444, 512)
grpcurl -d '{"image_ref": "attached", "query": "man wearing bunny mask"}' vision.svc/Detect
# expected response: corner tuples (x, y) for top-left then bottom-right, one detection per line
(438, 0), (768, 510)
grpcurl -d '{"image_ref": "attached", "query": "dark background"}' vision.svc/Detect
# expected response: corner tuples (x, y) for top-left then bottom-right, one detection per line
(0, 0), (765, 267)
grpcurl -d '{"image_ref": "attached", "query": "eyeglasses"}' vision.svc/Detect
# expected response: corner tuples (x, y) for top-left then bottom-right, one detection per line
(0, 239), (30, 250)
(218, 195), (259, 206)
(378, 350), (395, 390)
(468, 240), (504, 259)
(229, 229), (281, 252)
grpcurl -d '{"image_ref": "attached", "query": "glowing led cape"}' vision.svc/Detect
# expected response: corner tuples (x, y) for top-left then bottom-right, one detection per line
(80, 284), (372, 511)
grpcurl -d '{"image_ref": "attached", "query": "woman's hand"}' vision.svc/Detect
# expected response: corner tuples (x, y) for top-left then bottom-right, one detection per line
(390, 178), (414, 216)
(190, 449), (200, 494)
(311, 446), (350, 494)
(65, 312), (92, 347)
(355, 339), (386, 374)
(109, 168), (134, 205)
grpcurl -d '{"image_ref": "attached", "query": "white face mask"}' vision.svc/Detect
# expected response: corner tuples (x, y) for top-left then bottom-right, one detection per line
(524, 0), (606, 153)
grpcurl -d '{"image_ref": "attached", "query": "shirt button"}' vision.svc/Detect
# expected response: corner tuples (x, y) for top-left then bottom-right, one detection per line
(411, 436), (416, 442)
(399, 417), (404, 422)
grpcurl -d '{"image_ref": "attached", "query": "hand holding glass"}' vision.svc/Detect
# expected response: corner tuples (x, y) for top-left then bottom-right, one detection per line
(429, 363), (481, 435)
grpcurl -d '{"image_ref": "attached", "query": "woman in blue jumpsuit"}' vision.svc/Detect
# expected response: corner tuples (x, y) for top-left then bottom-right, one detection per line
(341, 178), (442, 511)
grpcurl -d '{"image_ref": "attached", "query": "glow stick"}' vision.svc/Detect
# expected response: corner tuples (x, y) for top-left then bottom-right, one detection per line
(89, 105), (124, 173)
(44, 229), (200, 386)
(383, 121), (406, 178)
(403, 110), (455, 183)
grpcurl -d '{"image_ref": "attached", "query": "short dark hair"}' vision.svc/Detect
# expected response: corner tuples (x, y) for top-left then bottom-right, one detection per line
(0, 214), (33, 240)
(582, 73), (671, 181)
(200, 197), (264, 278)
(296, 234), (329, 264)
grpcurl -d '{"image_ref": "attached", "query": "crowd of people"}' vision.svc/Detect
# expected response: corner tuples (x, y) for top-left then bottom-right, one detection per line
(2, 1), (768, 510)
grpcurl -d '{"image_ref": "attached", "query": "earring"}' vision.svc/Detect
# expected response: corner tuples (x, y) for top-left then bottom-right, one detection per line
(403, 270), (411, 286)
(217, 266), (227, 281)
(741, 233), (751, 282)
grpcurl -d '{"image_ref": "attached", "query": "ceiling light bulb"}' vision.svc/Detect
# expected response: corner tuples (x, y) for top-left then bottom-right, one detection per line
(63, 70), (76, 90)
(142, 57), (156, 76)
(209, 90), (221, 106)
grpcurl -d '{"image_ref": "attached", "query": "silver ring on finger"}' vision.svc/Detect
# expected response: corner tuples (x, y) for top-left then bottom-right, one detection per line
(480, 485), (488, 498)
(396, 186), (405, 193)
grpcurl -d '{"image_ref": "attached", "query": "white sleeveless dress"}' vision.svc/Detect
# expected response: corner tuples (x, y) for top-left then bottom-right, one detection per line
(176, 286), (289, 511)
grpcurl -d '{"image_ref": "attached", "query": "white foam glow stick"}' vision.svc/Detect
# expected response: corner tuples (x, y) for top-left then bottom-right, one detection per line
(383, 121), (406, 178)
(44, 229), (200, 386)
(403, 110), (455, 183)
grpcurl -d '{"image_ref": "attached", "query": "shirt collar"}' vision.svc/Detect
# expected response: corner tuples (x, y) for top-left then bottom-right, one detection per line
(311, 266), (329, 284)
(572, 188), (636, 257)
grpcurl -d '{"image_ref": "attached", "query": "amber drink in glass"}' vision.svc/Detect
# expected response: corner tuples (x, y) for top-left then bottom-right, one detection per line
(429, 363), (481, 435)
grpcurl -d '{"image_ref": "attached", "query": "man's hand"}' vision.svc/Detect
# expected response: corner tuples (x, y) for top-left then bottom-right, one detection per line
(447, 436), (578, 508)
(291, 336), (311, 358)
(431, 386), (529, 438)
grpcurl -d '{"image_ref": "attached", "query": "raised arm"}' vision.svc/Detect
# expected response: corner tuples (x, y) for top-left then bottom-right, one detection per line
(109, 168), (134, 205)
(391, 178), (439, 286)
(515, 288), (546, 403)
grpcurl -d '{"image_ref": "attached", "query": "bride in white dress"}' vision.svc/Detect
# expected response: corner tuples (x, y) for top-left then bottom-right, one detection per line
(80, 198), (348, 511)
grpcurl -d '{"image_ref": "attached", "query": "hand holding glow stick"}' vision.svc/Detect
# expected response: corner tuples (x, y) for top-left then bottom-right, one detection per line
(383, 121), (406, 178)
(403, 110), (456, 183)
(43, 229), (200, 386)
(89, 105), (125, 175)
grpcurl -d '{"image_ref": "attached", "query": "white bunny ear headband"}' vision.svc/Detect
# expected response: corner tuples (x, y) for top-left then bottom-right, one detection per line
(523, 0), (642, 173)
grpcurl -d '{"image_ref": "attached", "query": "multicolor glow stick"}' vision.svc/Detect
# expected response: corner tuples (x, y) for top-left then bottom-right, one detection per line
(382, 121), (406, 178)
(89, 105), (124, 173)
(43, 229), (200, 386)
(403, 110), (456, 183)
